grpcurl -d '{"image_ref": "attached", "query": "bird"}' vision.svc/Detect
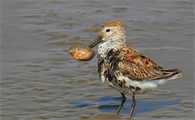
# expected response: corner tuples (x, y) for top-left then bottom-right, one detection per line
(88, 21), (182, 119)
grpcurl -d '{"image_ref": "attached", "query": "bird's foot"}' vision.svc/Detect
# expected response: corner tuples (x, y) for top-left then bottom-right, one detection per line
(114, 113), (119, 118)
(126, 117), (132, 120)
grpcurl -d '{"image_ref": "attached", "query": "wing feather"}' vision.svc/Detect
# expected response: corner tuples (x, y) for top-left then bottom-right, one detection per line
(114, 45), (166, 81)
(104, 44), (182, 82)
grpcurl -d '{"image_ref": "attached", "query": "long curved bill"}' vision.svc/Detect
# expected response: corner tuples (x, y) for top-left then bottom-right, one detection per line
(88, 36), (102, 48)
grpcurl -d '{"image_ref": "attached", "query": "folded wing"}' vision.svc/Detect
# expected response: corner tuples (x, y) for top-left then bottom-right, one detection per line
(108, 45), (182, 81)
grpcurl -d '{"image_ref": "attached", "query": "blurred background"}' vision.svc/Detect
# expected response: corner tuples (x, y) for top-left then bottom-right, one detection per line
(1, 0), (194, 120)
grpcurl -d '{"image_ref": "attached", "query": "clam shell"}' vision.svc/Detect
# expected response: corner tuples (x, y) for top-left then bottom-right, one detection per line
(69, 44), (95, 61)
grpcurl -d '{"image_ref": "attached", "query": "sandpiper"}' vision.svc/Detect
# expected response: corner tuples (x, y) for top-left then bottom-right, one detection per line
(88, 21), (182, 119)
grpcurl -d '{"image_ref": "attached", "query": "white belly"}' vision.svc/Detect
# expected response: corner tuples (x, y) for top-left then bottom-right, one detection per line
(100, 68), (167, 95)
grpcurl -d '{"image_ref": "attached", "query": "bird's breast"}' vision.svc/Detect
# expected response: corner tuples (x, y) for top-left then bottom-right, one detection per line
(98, 40), (124, 58)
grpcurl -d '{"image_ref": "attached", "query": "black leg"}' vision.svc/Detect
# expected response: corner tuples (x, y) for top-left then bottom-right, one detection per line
(115, 93), (126, 117)
(129, 92), (136, 119)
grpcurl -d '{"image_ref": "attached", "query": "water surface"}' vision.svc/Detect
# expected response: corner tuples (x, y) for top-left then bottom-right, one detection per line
(1, 0), (194, 120)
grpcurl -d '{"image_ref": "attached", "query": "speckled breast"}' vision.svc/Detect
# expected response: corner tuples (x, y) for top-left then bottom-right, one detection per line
(97, 49), (132, 94)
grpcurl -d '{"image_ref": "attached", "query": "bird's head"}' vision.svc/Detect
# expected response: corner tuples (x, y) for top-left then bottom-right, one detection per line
(88, 21), (127, 48)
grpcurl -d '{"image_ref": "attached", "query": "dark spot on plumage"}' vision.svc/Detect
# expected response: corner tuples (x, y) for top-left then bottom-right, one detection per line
(104, 70), (108, 76)
(115, 71), (119, 76)
(107, 49), (114, 59)
(127, 49), (130, 53)
(136, 87), (142, 92)
(117, 80), (124, 88)
(145, 60), (149, 64)
(118, 83), (122, 88)
(158, 65), (163, 69)
(109, 57), (115, 65)
(98, 59), (104, 73)
(129, 85), (142, 92)
(118, 80), (121, 83)
(119, 80), (125, 86)
(105, 70), (113, 82)
(111, 59), (121, 72)
(129, 85), (135, 90)
(140, 55), (146, 59)
(116, 50), (120, 54)
(123, 79), (126, 84)
(122, 49), (126, 52)
(103, 69), (113, 82)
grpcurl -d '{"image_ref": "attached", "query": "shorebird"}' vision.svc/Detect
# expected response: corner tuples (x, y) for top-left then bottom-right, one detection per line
(88, 21), (182, 119)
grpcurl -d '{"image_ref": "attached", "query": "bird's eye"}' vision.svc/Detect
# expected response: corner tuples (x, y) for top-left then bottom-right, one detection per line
(106, 29), (110, 32)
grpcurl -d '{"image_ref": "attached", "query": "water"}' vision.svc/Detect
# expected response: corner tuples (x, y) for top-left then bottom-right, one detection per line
(1, 0), (194, 120)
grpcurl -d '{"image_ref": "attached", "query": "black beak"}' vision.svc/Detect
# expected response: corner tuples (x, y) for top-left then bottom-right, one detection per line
(88, 36), (102, 48)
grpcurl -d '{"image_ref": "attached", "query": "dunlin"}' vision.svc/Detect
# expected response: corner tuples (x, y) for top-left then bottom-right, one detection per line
(88, 21), (182, 119)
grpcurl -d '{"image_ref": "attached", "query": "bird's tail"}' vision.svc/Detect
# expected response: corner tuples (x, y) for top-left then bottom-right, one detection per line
(161, 69), (182, 80)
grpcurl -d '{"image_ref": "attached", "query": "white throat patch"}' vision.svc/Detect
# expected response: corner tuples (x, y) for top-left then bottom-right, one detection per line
(98, 40), (123, 58)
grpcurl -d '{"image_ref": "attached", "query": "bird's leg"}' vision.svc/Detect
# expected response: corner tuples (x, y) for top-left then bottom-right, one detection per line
(129, 92), (136, 119)
(115, 93), (126, 117)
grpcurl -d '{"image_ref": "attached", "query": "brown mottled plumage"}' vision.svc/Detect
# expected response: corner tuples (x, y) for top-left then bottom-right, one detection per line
(88, 21), (182, 119)
(116, 44), (181, 81)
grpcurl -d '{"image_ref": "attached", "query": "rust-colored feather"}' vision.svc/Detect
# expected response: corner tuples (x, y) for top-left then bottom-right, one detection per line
(114, 45), (181, 81)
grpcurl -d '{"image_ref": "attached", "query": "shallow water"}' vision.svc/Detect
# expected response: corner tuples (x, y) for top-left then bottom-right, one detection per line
(1, 0), (194, 120)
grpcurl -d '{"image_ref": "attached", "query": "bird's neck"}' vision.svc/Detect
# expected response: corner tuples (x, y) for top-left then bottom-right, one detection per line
(98, 40), (125, 58)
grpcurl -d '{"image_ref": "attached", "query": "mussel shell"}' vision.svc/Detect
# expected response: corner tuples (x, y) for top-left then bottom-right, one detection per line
(69, 44), (95, 61)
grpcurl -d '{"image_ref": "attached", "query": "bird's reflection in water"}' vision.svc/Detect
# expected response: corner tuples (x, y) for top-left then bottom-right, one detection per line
(71, 95), (181, 118)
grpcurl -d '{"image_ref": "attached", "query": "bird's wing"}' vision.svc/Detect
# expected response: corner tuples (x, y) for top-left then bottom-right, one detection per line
(111, 45), (170, 81)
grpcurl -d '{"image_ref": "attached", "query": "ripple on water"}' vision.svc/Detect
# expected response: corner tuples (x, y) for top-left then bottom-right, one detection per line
(1, 0), (193, 120)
